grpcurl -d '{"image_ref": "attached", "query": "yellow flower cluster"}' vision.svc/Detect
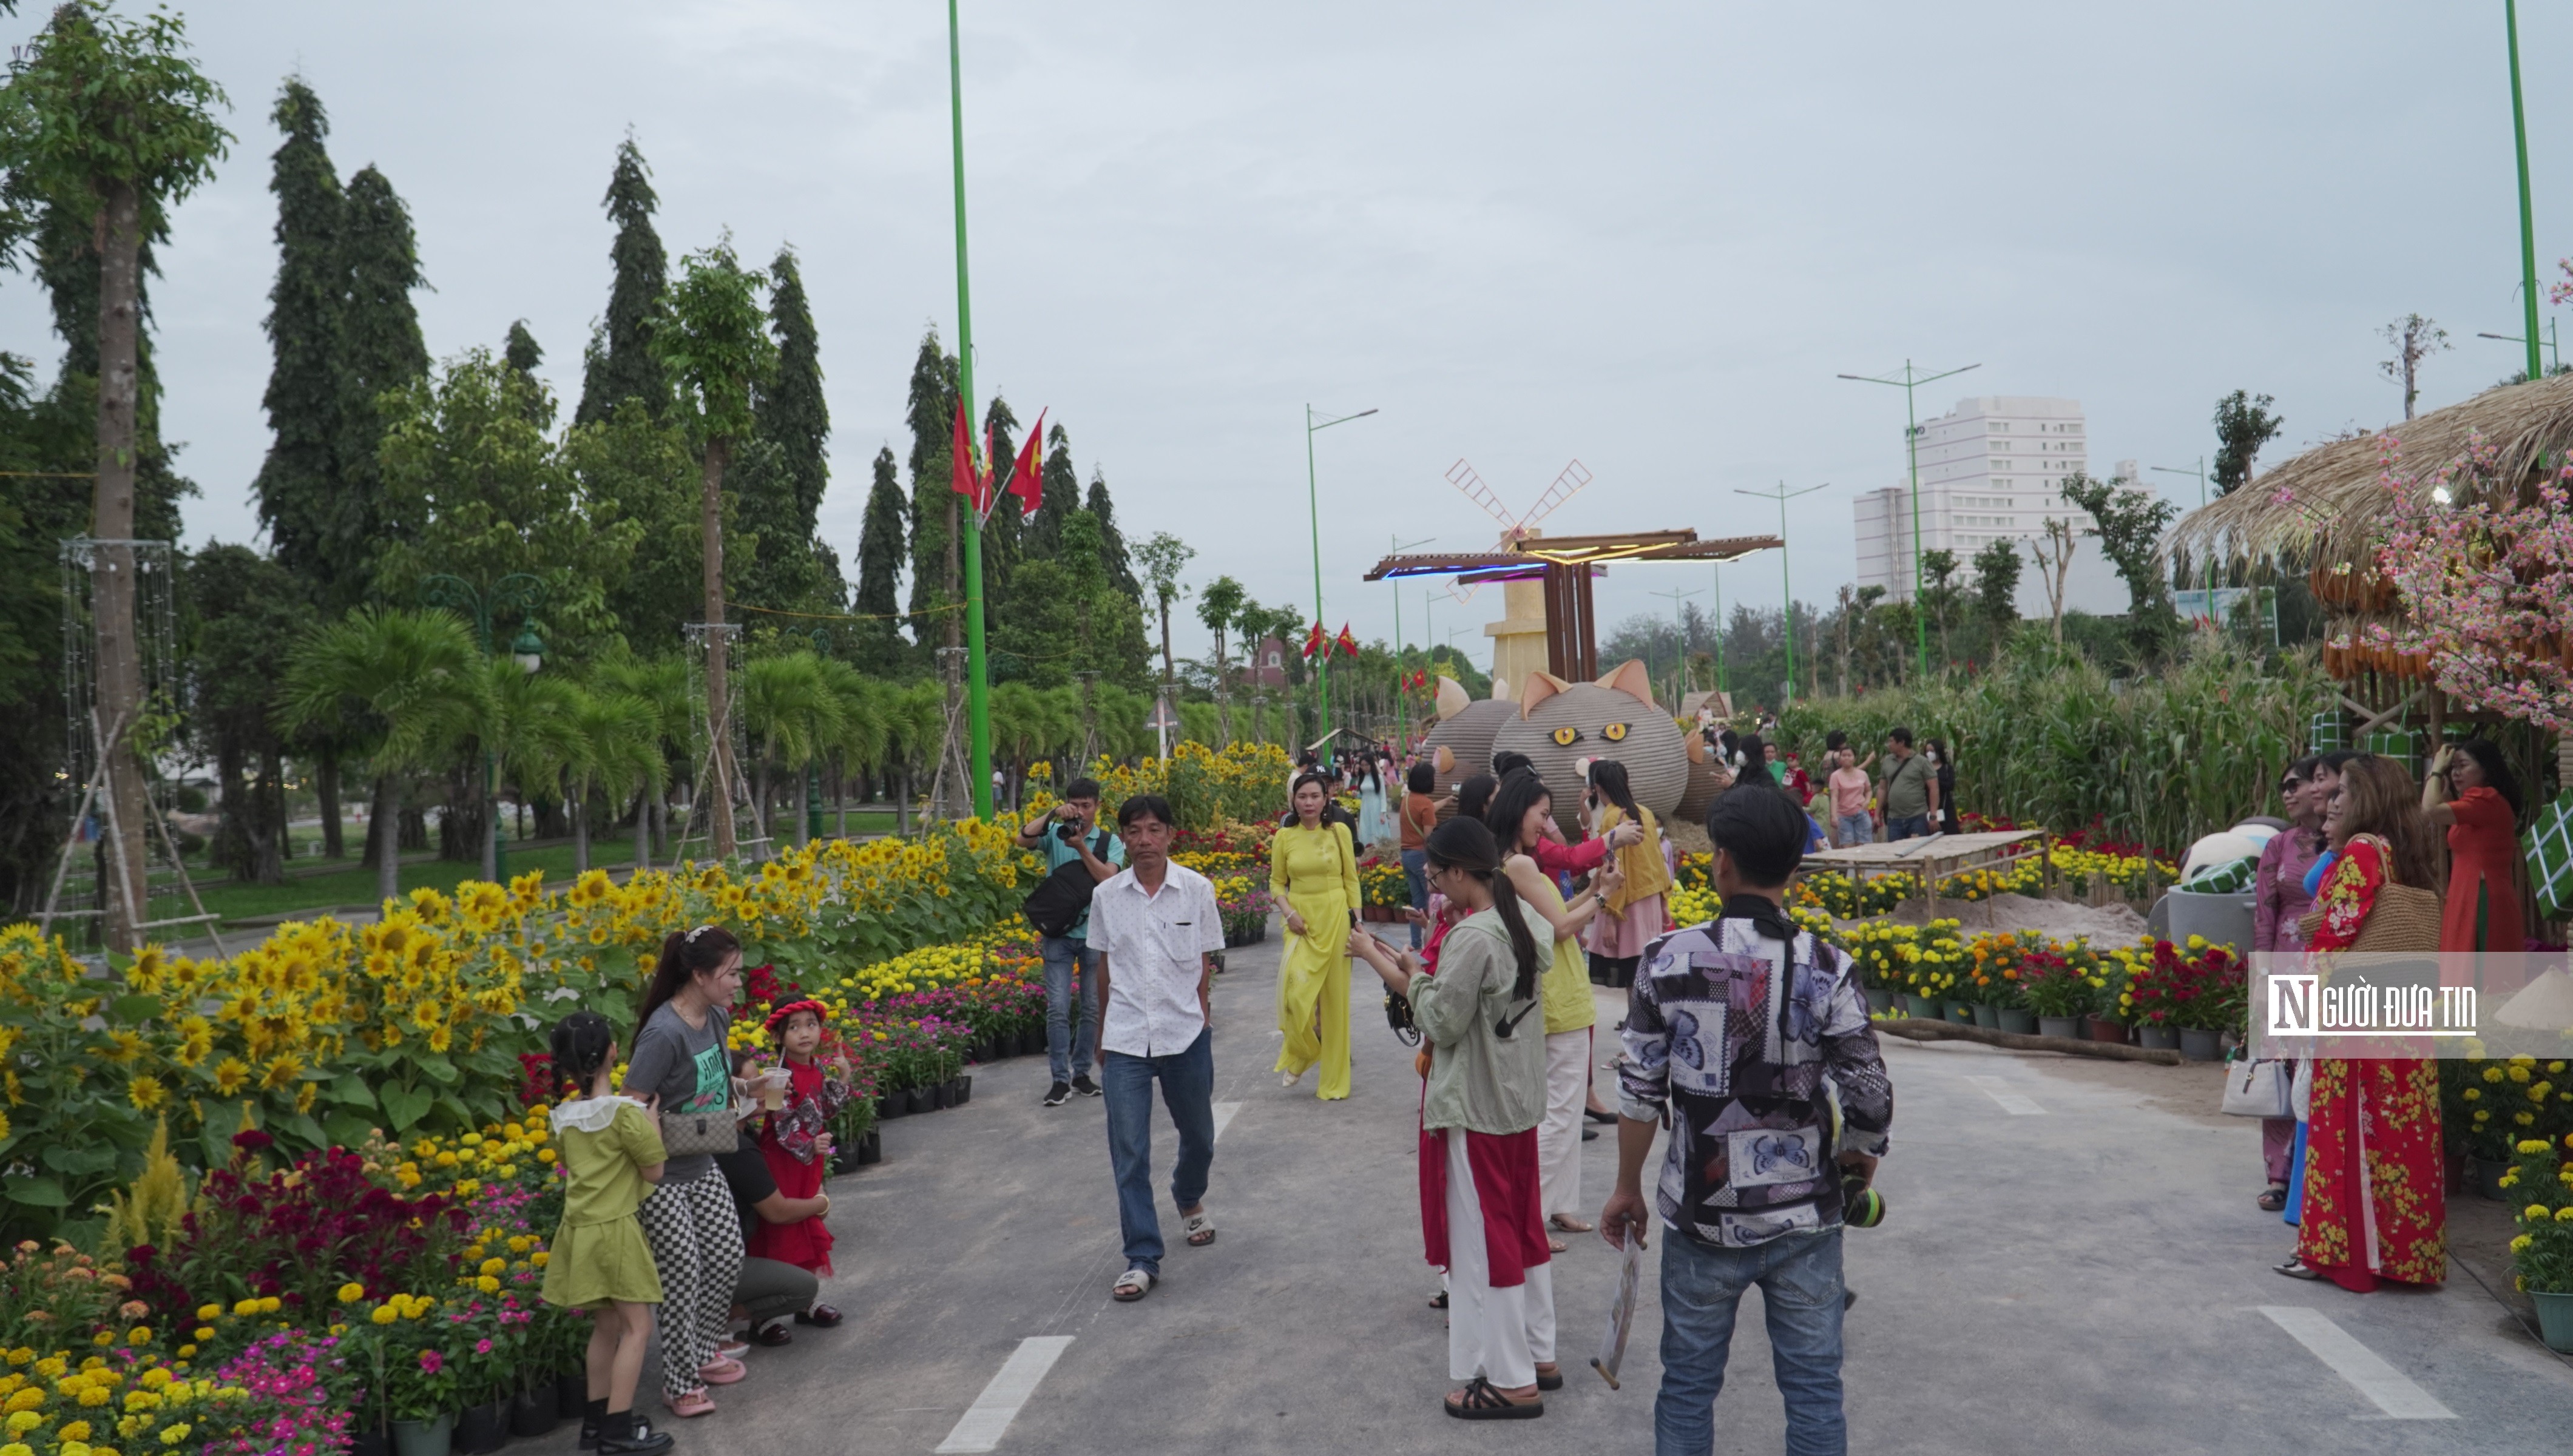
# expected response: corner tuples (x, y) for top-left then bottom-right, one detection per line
(388, 1116), (555, 1195)
(0, 1349), (234, 1456)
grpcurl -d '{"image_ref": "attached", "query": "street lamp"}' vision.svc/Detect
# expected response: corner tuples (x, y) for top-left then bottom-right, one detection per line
(1733, 483), (1825, 704)
(1306, 404), (1378, 739)
(1838, 359), (1981, 680)
(2507, 0), (2544, 387)
(1648, 585), (1702, 708)
(2478, 324), (2560, 377)
(420, 571), (546, 884)
(1388, 533), (1432, 750)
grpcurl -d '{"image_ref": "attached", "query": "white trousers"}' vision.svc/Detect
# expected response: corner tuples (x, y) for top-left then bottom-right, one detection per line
(1538, 1028), (1589, 1217)
(1445, 1125), (1555, 1386)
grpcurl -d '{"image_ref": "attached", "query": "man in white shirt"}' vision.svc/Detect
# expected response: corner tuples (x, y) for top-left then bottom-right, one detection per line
(1086, 793), (1227, 1303)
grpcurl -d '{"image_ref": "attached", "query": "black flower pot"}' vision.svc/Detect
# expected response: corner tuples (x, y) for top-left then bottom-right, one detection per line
(454, 1398), (509, 1455)
(509, 1386), (559, 1438)
(905, 1085), (935, 1115)
(878, 1092), (908, 1120)
(857, 1130), (882, 1165)
(1017, 1029), (1046, 1057)
(929, 1081), (953, 1110)
(828, 1144), (861, 1175)
(555, 1373), (588, 1418)
(953, 1074), (973, 1105)
(976, 1034), (1001, 1063)
(350, 1427), (391, 1456)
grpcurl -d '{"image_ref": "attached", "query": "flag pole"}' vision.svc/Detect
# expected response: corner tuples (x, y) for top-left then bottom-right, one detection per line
(948, 0), (993, 818)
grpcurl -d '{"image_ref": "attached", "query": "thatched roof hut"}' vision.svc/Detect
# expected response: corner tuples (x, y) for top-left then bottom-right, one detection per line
(2167, 371), (2573, 572)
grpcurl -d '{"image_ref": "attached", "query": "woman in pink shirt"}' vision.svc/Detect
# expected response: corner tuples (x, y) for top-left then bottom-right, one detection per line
(1826, 749), (1873, 848)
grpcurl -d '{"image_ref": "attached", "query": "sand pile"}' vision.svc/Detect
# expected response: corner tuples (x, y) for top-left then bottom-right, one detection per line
(1865, 891), (2149, 943)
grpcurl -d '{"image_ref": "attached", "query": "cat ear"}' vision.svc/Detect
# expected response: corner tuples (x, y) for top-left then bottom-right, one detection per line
(1595, 658), (1657, 708)
(1433, 676), (1470, 721)
(1492, 675), (1514, 703)
(1434, 744), (1455, 775)
(1518, 672), (1568, 718)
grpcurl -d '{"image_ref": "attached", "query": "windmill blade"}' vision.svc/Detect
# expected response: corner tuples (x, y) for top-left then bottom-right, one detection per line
(1444, 459), (1521, 537)
(1516, 459), (1593, 533)
(1441, 580), (1483, 608)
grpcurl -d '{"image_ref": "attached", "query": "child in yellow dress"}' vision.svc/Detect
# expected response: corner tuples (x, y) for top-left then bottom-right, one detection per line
(543, 1010), (675, 1455)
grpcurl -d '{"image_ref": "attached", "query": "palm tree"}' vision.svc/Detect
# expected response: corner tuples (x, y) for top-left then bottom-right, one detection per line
(883, 680), (947, 835)
(564, 687), (663, 874)
(816, 658), (889, 837)
(1195, 575), (1246, 746)
(280, 607), (487, 908)
(739, 652), (842, 847)
(594, 653), (691, 866)
(479, 659), (587, 880)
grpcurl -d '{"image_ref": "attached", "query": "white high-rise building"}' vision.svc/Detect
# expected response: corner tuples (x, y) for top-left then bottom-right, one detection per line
(1853, 396), (2123, 615)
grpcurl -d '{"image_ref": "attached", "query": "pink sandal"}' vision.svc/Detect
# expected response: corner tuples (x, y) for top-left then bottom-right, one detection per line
(697, 1355), (746, 1386)
(666, 1389), (717, 1418)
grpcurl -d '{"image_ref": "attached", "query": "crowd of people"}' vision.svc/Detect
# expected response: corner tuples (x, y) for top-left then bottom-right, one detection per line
(1696, 721), (1958, 848)
(2242, 738), (2531, 1295)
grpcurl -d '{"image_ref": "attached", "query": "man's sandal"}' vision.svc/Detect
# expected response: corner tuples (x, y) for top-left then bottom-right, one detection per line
(1182, 1210), (1216, 1247)
(1444, 1377), (1542, 1420)
(1534, 1363), (1564, 1392)
(1112, 1269), (1156, 1301)
(1549, 1215), (1594, 1233)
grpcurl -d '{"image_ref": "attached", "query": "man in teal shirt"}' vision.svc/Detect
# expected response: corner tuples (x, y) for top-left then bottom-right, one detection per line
(1014, 777), (1126, 1105)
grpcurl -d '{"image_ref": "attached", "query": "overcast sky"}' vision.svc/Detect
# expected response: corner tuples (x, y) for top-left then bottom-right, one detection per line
(5, 1), (2565, 672)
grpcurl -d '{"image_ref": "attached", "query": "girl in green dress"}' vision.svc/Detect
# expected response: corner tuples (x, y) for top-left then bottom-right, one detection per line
(544, 1011), (675, 1456)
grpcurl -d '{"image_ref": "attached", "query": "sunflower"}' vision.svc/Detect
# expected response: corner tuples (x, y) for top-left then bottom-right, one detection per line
(209, 1059), (251, 1097)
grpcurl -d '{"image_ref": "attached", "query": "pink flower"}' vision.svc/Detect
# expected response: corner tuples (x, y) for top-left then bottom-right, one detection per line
(475, 1338), (493, 1355)
(418, 1349), (444, 1374)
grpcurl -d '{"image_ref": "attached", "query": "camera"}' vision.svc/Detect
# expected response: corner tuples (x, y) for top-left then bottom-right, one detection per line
(1841, 1170), (1885, 1229)
(1054, 820), (1079, 843)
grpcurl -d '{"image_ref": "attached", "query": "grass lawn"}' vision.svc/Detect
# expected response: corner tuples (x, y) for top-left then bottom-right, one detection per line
(185, 808), (902, 924)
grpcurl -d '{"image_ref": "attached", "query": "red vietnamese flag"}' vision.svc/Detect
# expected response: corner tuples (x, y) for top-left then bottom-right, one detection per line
(1335, 623), (1360, 658)
(1301, 621), (1325, 659)
(949, 400), (989, 514)
(1003, 409), (1046, 522)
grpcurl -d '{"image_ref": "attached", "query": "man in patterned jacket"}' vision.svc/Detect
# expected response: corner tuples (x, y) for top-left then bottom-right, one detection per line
(1600, 782), (1893, 1456)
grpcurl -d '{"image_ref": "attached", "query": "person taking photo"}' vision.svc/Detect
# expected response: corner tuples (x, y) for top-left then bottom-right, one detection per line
(1015, 778), (1127, 1107)
(1602, 784), (1894, 1456)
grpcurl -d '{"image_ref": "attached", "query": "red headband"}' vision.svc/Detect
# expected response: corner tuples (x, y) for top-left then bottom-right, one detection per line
(762, 999), (830, 1035)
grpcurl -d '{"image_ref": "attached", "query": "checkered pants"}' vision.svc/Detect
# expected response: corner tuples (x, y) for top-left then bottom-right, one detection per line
(636, 1167), (743, 1397)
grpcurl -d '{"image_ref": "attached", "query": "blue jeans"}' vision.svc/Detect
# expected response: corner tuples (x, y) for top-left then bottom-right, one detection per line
(1102, 1027), (1215, 1276)
(1655, 1228), (1847, 1456)
(1833, 813), (1871, 848)
(1885, 814), (1930, 841)
(1400, 849), (1429, 948)
(1041, 934), (1101, 1084)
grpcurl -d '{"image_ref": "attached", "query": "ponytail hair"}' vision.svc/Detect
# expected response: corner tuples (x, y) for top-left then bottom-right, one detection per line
(1425, 817), (1540, 1002)
(549, 1009), (617, 1098)
(1588, 758), (1643, 823)
(640, 924), (742, 1029)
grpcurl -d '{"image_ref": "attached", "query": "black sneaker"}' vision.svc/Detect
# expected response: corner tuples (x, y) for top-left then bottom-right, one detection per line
(598, 1414), (674, 1456)
(1072, 1074), (1101, 1097)
(1044, 1082), (1071, 1107)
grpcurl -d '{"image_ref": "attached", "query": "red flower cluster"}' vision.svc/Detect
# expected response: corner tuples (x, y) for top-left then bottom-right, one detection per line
(2123, 939), (2245, 1031)
(128, 1146), (465, 1326)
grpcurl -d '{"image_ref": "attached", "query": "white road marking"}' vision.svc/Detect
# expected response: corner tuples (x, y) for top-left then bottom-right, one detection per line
(935, 1336), (1077, 1452)
(1211, 1100), (1242, 1141)
(2257, 1307), (2456, 1419)
(1965, 1075), (2046, 1116)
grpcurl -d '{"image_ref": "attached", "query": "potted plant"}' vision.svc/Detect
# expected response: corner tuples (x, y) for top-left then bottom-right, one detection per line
(2021, 949), (2092, 1040)
(2506, 1135), (2573, 1351)
(388, 1344), (458, 1456)
(2463, 1059), (2541, 1198)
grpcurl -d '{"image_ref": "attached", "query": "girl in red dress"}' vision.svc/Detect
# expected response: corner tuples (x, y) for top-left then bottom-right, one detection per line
(748, 1000), (854, 1279)
(2282, 756), (2447, 1292)
(2423, 738), (2527, 954)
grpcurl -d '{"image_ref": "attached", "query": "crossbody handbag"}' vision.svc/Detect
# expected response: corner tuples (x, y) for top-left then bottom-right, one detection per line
(657, 1099), (739, 1158)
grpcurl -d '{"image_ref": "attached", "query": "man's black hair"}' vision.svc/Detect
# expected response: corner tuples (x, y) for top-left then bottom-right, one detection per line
(1824, 729), (1847, 752)
(1705, 782), (1806, 887)
(1064, 777), (1104, 801)
(1491, 749), (1533, 779)
(1886, 726), (1914, 749)
(1117, 794), (1178, 831)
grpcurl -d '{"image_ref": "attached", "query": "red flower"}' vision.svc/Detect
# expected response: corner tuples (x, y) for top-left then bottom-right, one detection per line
(418, 1349), (444, 1373)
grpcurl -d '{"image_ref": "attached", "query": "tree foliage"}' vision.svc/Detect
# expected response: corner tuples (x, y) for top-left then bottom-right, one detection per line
(575, 135), (669, 426)
(2210, 389), (2284, 497)
(249, 77), (340, 603)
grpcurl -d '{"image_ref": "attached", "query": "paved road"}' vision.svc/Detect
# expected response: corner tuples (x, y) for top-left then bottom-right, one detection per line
(523, 926), (2573, 1454)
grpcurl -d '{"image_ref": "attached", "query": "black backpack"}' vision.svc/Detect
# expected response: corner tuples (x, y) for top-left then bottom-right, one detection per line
(1022, 831), (1112, 938)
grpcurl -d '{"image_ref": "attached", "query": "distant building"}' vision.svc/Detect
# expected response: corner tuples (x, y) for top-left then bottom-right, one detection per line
(1245, 635), (1290, 688)
(1853, 396), (2124, 616)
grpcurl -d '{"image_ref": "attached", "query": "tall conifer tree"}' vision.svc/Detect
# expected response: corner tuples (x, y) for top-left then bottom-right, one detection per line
(1028, 420), (1079, 554)
(1084, 469), (1139, 597)
(739, 244), (839, 611)
(503, 319), (542, 374)
(902, 330), (959, 645)
(333, 164), (427, 598)
(978, 393), (1019, 652)
(249, 78), (341, 598)
(575, 136), (669, 425)
(853, 445), (908, 674)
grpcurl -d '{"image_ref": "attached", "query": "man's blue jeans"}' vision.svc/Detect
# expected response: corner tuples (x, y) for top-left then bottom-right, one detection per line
(1655, 1227), (1847, 1456)
(1101, 1027), (1215, 1278)
(1041, 933), (1101, 1084)
(1885, 814), (1931, 841)
(1400, 848), (1429, 948)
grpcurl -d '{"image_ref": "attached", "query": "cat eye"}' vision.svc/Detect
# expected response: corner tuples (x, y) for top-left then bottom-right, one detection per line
(1602, 723), (1629, 742)
(1550, 726), (1578, 746)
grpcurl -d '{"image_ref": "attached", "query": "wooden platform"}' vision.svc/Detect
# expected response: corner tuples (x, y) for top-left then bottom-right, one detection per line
(1796, 829), (2050, 909)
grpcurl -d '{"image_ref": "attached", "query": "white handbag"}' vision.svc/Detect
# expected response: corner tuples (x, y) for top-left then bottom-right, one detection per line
(2220, 1057), (2292, 1119)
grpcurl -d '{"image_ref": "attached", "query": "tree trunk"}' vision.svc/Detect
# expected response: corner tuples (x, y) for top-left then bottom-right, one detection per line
(215, 740), (254, 881)
(316, 747), (344, 860)
(373, 773), (402, 908)
(91, 180), (149, 952)
(834, 760), (848, 840)
(253, 744), (286, 886)
(401, 801), (429, 852)
(751, 759), (769, 848)
(895, 766), (911, 837)
(572, 789), (589, 875)
(480, 755), (499, 884)
(703, 434), (739, 857)
(800, 766), (817, 847)
(633, 789), (651, 873)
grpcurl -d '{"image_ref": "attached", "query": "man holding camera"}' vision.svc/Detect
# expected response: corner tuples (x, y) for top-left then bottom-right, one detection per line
(1015, 778), (1126, 1107)
(1601, 784), (1892, 1456)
